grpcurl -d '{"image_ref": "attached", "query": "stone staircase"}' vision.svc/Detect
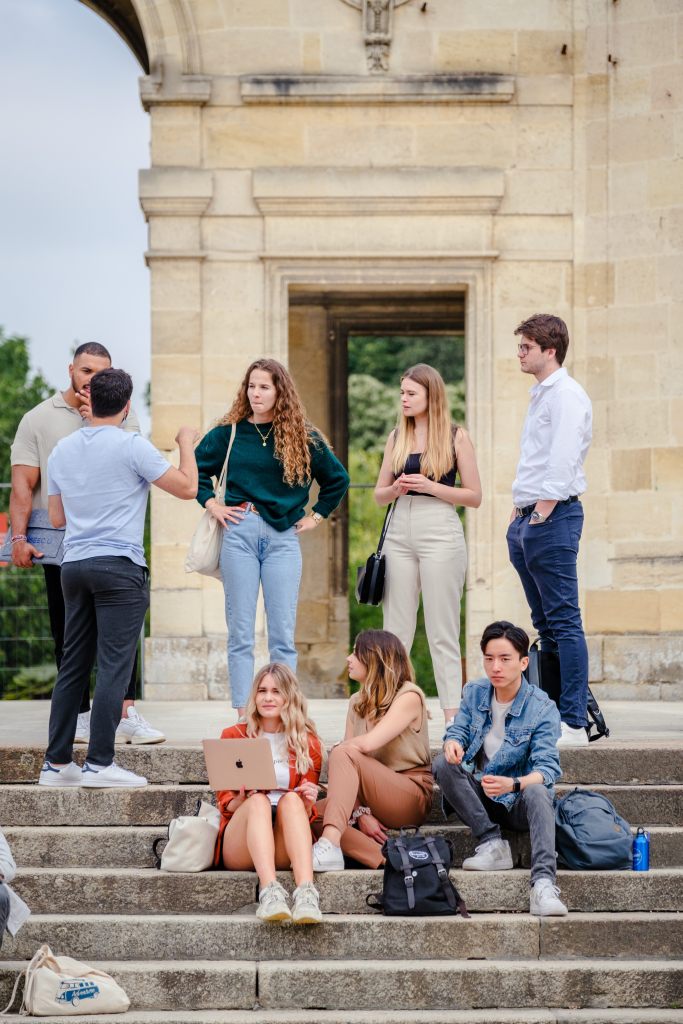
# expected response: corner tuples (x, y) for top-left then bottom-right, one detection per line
(0, 744), (681, 1024)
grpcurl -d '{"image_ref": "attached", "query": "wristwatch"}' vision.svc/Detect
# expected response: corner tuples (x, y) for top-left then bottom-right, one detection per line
(512, 778), (522, 794)
(310, 512), (323, 524)
(530, 510), (546, 524)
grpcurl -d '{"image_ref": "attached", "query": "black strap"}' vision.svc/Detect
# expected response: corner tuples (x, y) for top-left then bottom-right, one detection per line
(424, 837), (456, 910)
(152, 835), (165, 869)
(375, 502), (396, 557)
(424, 836), (470, 918)
(366, 893), (384, 911)
(394, 838), (416, 911)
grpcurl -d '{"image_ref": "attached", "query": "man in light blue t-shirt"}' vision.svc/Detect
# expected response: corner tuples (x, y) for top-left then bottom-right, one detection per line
(39, 368), (199, 789)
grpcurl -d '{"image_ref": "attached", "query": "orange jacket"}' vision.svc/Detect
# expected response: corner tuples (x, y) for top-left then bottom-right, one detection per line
(213, 722), (324, 867)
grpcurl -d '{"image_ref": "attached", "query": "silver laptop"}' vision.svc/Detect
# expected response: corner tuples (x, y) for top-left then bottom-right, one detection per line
(202, 737), (279, 791)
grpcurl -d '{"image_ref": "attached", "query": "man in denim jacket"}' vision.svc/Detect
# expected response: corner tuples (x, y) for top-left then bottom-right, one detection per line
(433, 620), (567, 916)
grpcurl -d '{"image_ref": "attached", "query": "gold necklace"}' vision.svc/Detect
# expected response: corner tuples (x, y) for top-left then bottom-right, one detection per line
(253, 421), (274, 447)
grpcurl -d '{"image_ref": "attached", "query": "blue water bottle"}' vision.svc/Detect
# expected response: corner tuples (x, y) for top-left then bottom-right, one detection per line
(632, 827), (650, 871)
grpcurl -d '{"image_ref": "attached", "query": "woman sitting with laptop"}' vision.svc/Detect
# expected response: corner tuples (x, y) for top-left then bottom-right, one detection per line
(214, 663), (324, 925)
(311, 629), (433, 871)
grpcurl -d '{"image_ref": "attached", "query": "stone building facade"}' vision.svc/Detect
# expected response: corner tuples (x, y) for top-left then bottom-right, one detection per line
(85, 0), (683, 701)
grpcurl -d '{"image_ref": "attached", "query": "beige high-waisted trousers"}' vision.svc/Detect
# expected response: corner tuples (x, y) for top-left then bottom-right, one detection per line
(382, 495), (467, 709)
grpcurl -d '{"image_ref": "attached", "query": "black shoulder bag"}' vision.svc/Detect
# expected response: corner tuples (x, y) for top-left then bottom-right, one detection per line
(526, 640), (609, 742)
(354, 502), (396, 606)
(367, 828), (469, 917)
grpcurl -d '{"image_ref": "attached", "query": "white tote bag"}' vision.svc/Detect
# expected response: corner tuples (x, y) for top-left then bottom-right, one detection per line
(1, 944), (130, 1016)
(185, 423), (236, 579)
(153, 800), (221, 872)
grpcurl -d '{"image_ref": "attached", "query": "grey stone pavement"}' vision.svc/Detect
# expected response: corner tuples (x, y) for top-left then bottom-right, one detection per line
(0, 699), (681, 748)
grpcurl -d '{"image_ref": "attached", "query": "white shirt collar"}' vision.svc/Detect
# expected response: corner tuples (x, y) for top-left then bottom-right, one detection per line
(530, 366), (567, 396)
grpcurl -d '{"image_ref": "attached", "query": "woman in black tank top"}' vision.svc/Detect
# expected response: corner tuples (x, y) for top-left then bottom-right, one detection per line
(374, 363), (482, 722)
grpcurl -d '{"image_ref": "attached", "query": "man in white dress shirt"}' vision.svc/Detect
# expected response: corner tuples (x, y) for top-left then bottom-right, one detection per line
(506, 314), (593, 748)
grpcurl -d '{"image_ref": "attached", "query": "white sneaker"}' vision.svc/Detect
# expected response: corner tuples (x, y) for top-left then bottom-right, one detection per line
(292, 881), (322, 925)
(312, 837), (345, 872)
(530, 878), (568, 916)
(556, 722), (589, 748)
(38, 760), (82, 787)
(462, 837), (513, 871)
(81, 760), (148, 788)
(115, 707), (165, 745)
(74, 711), (90, 744)
(256, 881), (292, 924)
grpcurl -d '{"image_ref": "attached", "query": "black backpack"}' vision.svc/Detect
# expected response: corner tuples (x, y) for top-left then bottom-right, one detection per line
(527, 641), (609, 742)
(367, 828), (469, 917)
(555, 788), (633, 870)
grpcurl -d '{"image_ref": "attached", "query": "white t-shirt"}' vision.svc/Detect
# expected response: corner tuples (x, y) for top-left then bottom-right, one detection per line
(482, 695), (515, 767)
(264, 732), (290, 806)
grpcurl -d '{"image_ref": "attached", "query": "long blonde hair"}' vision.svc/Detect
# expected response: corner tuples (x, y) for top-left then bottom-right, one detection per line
(353, 630), (417, 722)
(245, 663), (320, 775)
(219, 359), (327, 488)
(391, 363), (456, 481)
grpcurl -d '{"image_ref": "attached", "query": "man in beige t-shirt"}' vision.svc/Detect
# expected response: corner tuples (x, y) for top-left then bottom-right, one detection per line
(9, 342), (164, 746)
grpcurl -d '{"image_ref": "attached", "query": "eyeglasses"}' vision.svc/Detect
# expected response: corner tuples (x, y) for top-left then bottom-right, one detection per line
(517, 343), (537, 356)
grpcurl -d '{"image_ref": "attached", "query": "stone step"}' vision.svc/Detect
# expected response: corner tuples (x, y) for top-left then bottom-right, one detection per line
(5, 823), (681, 870)
(1, 960), (680, 1013)
(0, 961), (255, 1012)
(258, 960), (683, 1011)
(1, 913), (680, 964)
(9, 1013), (683, 1024)
(3, 745), (682, 786)
(1, 784), (681, 827)
(10, 867), (683, 916)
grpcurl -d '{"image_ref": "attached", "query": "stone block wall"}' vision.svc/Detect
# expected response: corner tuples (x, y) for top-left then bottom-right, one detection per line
(131, 0), (682, 700)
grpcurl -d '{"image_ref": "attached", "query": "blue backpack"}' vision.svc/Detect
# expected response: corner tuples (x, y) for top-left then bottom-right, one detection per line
(555, 789), (632, 870)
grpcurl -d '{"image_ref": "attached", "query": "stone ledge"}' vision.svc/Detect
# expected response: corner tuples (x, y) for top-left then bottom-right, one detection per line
(140, 72), (212, 110)
(240, 73), (515, 105)
(252, 167), (504, 216)
(139, 169), (213, 218)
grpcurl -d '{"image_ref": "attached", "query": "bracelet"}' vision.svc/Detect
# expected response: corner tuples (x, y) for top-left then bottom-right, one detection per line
(310, 511), (323, 524)
(348, 805), (371, 826)
(10, 535), (27, 543)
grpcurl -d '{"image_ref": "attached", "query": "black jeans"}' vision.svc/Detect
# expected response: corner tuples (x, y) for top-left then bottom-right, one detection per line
(0, 883), (9, 952)
(46, 557), (149, 768)
(433, 756), (557, 884)
(43, 564), (138, 711)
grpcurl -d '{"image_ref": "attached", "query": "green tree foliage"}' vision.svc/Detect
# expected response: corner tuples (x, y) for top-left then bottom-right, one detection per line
(348, 333), (465, 386)
(0, 328), (52, 513)
(0, 330), (55, 697)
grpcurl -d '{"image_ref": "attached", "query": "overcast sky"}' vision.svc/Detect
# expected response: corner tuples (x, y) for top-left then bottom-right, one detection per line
(0, 0), (151, 432)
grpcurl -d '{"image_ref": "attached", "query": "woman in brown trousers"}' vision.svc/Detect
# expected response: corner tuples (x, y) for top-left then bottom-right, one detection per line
(311, 629), (433, 870)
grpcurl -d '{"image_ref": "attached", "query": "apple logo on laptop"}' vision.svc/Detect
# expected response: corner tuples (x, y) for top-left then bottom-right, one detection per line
(235, 760), (244, 768)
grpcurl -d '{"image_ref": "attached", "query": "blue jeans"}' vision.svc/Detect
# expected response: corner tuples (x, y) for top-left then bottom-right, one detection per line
(220, 507), (302, 708)
(507, 502), (588, 728)
(0, 883), (9, 951)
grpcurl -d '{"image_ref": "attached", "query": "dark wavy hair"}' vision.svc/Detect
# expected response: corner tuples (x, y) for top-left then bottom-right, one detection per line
(480, 620), (529, 658)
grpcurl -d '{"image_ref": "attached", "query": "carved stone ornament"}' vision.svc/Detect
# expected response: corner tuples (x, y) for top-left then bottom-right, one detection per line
(340, 0), (414, 73)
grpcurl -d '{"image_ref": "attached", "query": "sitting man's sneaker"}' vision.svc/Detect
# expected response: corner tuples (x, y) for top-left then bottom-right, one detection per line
(312, 836), (345, 872)
(462, 837), (513, 871)
(556, 722), (589, 748)
(38, 760), (82, 787)
(256, 881), (292, 924)
(530, 878), (568, 916)
(115, 707), (165, 745)
(74, 711), (91, 744)
(81, 761), (148, 788)
(292, 881), (322, 925)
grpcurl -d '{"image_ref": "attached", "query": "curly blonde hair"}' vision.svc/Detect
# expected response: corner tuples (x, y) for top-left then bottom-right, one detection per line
(245, 663), (321, 775)
(353, 629), (419, 722)
(219, 359), (326, 487)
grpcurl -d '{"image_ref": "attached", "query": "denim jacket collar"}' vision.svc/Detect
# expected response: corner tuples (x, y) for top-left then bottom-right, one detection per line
(477, 677), (530, 719)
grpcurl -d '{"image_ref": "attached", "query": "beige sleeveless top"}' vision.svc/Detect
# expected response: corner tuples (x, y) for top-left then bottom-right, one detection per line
(348, 682), (431, 773)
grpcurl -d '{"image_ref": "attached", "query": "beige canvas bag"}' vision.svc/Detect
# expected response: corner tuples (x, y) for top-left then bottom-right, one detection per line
(153, 800), (221, 872)
(0, 944), (130, 1016)
(184, 423), (236, 579)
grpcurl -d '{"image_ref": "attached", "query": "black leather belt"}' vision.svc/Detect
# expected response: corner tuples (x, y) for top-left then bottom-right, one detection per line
(515, 496), (579, 518)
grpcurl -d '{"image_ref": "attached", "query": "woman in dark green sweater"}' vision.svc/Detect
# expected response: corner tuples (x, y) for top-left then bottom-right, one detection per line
(195, 359), (349, 717)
